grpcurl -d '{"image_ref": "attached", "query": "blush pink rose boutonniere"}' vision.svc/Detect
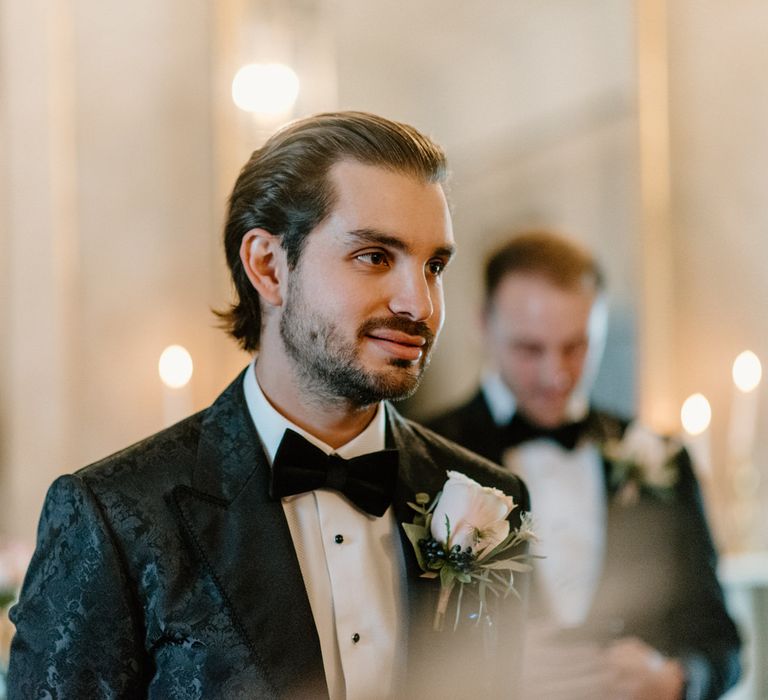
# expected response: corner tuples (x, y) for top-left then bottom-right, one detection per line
(402, 471), (536, 631)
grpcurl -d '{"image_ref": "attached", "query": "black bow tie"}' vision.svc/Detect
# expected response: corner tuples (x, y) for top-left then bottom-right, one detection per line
(270, 429), (399, 517)
(503, 412), (588, 451)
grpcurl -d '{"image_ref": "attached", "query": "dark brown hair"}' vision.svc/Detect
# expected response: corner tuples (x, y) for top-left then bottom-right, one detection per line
(484, 230), (604, 309)
(217, 111), (448, 352)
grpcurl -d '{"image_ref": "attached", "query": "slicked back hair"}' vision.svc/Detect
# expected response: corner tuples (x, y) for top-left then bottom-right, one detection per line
(217, 111), (448, 352)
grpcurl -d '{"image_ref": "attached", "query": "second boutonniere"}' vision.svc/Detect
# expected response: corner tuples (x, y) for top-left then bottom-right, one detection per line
(402, 471), (535, 632)
(602, 422), (680, 506)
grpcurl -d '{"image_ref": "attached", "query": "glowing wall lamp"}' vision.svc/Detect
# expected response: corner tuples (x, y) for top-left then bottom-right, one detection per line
(231, 62), (300, 116)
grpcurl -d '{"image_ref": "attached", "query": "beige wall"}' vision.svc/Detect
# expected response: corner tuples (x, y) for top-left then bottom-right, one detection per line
(0, 1), (249, 539)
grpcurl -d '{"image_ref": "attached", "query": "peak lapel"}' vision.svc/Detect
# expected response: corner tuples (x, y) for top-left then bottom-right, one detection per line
(170, 371), (327, 698)
(386, 406), (461, 692)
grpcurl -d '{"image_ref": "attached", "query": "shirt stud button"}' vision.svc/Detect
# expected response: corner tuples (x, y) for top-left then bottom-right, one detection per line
(352, 633), (360, 643)
(334, 534), (344, 544)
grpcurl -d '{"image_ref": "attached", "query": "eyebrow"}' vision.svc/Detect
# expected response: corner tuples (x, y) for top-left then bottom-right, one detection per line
(347, 228), (456, 260)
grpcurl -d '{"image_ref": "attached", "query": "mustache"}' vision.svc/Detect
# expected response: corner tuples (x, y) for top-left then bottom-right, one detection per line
(358, 317), (436, 347)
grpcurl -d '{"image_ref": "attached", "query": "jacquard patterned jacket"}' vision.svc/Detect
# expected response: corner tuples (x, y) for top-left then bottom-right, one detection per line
(8, 371), (529, 699)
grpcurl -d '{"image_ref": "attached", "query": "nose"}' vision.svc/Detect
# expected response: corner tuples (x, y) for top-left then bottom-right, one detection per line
(540, 351), (571, 391)
(388, 266), (435, 321)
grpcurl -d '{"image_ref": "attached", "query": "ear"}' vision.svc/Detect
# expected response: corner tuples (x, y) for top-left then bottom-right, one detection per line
(239, 229), (286, 307)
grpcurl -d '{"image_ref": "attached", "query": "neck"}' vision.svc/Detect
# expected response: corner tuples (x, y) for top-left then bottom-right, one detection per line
(255, 334), (378, 449)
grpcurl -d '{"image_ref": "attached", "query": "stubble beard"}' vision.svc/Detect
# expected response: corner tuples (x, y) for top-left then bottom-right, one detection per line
(279, 278), (435, 408)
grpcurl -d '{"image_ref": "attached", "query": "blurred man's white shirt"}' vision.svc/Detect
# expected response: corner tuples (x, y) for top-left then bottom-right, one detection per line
(483, 370), (606, 627)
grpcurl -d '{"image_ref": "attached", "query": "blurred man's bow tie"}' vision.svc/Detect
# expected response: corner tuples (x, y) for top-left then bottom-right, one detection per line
(504, 412), (588, 451)
(270, 429), (399, 517)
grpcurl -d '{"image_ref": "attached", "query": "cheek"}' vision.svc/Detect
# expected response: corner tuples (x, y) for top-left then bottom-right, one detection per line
(500, 353), (538, 387)
(432, 295), (446, 330)
(302, 274), (362, 317)
(567, 349), (589, 375)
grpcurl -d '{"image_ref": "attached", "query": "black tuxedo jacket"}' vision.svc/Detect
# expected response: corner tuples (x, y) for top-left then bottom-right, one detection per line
(426, 390), (741, 700)
(8, 372), (529, 699)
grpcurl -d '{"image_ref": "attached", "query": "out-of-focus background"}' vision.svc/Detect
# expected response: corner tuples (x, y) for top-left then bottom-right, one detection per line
(1, 1), (767, 696)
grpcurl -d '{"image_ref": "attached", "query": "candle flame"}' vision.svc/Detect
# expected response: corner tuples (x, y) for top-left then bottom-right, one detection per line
(732, 350), (762, 393)
(681, 393), (711, 436)
(159, 345), (193, 389)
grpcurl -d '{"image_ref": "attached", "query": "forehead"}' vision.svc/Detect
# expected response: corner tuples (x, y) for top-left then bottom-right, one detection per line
(489, 273), (596, 339)
(320, 159), (453, 245)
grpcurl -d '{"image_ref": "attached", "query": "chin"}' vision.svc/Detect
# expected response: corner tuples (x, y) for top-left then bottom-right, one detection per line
(363, 361), (423, 394)
(529, 407), (569, 428)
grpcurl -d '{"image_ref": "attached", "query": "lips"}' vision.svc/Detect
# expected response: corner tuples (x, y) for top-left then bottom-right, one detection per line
(366, 329), (427, 362)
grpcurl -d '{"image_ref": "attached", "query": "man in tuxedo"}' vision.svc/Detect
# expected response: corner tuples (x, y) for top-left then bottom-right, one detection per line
(426, 231), (741, 700)
(8, 112), (528, 698)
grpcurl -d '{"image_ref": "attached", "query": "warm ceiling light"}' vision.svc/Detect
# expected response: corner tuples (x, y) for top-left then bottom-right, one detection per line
(231, 62), (300, 115)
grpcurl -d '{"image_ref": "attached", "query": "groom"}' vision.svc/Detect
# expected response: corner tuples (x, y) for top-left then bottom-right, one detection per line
(8, 112), (529, 698)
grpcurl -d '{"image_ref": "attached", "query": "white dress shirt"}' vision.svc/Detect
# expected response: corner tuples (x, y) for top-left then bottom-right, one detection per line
(481, 371), (606, 628)
(243, 362), (406, 700)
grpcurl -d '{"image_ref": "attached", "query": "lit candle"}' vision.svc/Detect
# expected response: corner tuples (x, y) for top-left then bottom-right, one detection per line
(158, 344), (194, 427)
(726, 350), (762, 552)
(681, 392), (712, 478)
(727, 350), (762, 465)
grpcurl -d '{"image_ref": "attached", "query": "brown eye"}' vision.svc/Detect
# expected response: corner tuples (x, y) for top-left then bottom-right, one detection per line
(357, 251), (389, 266)
(427, 259), (446, 276)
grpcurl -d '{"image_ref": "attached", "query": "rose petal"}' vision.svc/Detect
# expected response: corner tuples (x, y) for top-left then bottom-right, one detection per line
(431, 471), (515, 555)
(475, 520), (511, 560)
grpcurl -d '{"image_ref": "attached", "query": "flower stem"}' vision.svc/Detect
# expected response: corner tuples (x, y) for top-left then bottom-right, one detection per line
(433, 580), (455, 631)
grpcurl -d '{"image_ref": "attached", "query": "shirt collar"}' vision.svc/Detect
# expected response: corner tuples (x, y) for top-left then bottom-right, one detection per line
(242, 359), (386, 464)
(480, 369), (589, 427)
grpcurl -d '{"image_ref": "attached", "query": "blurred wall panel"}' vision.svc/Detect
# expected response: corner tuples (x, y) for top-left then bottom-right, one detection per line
(0, 1), (249, 540)
(1, 0), (79, 540)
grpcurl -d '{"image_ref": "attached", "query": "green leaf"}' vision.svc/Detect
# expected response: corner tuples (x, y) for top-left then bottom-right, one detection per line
(440, 565), (456, 589)
(481, 560), (533, 572)
(484, 529), (523, 561)
(426, 490), (442, 514)
(401, 522), (428, 571)
(478, 580), (488, 621)
(453, 582), (465, 630)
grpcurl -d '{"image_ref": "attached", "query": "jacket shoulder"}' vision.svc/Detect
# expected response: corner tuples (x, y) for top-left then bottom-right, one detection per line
(74, 411), (205, 498)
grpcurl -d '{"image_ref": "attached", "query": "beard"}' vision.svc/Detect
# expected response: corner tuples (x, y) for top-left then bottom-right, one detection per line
(279, 277), (436, 407)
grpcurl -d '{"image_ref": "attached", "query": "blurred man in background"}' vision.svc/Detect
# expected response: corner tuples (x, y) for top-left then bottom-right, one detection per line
(427, 230), (740, 700)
